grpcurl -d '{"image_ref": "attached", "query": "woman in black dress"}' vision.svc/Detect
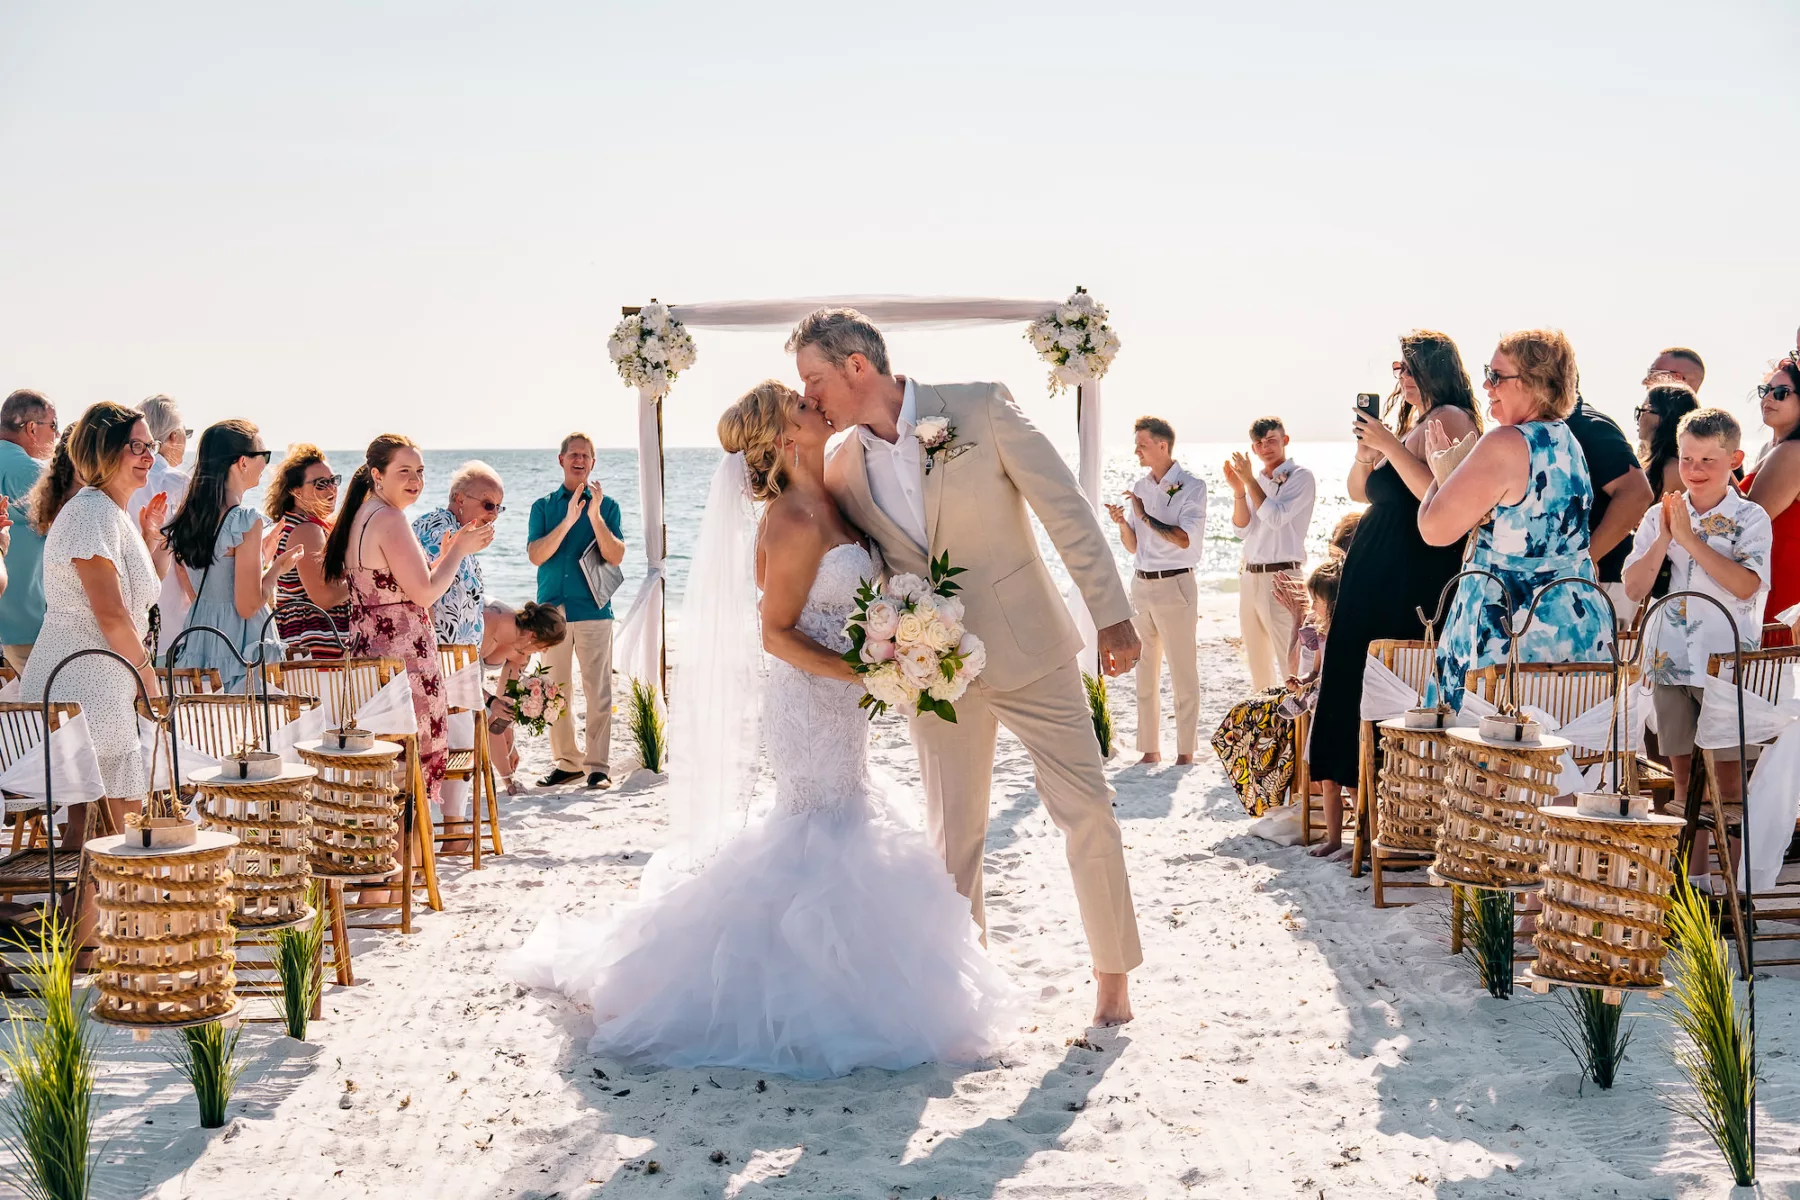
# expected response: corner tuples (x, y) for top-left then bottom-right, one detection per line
(1306, 331), (1482, 856)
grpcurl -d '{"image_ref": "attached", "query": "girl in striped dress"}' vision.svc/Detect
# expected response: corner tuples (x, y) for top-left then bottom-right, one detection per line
(264, 444), (351, 659)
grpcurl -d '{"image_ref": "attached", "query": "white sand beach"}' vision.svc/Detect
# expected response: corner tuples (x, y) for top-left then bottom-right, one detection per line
(48, 595), (1800, 1198)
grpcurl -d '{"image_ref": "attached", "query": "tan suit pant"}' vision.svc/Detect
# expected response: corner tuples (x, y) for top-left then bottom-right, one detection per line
(546, 615), (613, 774)
(1239, 569), (1300, 691)
(909, 657), (1143, 974)
(1131, 572), (1201, 756)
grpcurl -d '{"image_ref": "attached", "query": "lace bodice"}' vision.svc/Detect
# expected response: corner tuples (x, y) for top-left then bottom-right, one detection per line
(765, 542), (879, 817)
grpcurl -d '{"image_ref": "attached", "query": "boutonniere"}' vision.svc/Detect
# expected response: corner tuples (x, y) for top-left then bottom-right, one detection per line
(1164, 481), (1184, 499)
(916, 417), (975, 475)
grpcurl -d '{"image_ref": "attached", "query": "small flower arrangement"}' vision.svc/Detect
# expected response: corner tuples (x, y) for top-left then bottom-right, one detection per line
(1164, 481), (1183, 499)
(914, 416), (974, 474)
(1025, 287), (1120, 394)
(607, 301), (699, 399)
(841, 553), (986, 723)
(504, 664), (568, 736)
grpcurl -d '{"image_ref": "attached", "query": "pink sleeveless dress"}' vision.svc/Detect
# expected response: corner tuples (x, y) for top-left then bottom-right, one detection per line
(346, 513), (447, 805)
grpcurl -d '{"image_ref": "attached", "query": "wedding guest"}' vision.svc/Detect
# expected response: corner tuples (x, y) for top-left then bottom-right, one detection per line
(1419, 329), (1613, 710)
(164, 421), (299, 690)
(1226, 415), (1316, 688)
(25, 429), (76, 535)
(1565, 391), (1653, 618)
(1327, 509), (1362, 557)
(414, 460), (503, 648)
(526, 433), (625, 789)
(1623, 408), (1771, 885)
(324, 434), (493, 814)
(1306, 331), (1480, 858)
(127, 395), (195, 649)
(264, 444), (351, 658)
(0, 389), (57, 672)
(22, 404), (172, 951)
(479, 599), (568, 793)
(1637, 383), (1701, 500)
(1745, 357), (1800, 622)
(1644, 346), (1705, 392)
(1105, 416), (1205, 765)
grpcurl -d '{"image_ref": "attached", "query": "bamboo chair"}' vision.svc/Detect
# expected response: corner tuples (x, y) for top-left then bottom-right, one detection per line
(1697, 645), (1800, 968)
(434, 644), (502, 869)
(1346, 639), (1435, 873)
(0, 704), (83, 856)
(166, 667), (224, 695)
(1286, 710), (1312, 814)
(1762, 621), (1795, 650)
(268, 655), (442, 933)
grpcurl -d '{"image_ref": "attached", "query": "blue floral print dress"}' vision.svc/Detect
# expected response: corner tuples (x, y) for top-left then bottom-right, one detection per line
(1436, 420), (1613, 709)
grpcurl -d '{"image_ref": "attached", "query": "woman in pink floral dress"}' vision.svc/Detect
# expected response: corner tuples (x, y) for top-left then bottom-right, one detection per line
(323, 434), (495, 805)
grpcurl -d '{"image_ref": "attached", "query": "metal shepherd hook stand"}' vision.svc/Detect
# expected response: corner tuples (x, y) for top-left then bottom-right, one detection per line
(38, 648), (157, 895)
(161, 625), (261, 793)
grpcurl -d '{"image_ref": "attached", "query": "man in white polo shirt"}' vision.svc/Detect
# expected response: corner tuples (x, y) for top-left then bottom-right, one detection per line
(1106, 417), (1206, 765)
(1227, 415), (1316, 690)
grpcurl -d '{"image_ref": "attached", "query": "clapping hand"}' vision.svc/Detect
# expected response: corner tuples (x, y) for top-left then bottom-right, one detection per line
(1104, 500), (1128, 526)
(272, 542), (306, 575)
(1662, 491), (1696, 551)
(1424, 418), (1452, 458)
(137, 492), (168, 548)
(452, 516), (497, 556)
(1226, 452), (1253, 494)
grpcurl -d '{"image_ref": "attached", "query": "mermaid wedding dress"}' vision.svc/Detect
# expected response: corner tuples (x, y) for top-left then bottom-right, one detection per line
(510, 543), (1024, 1080)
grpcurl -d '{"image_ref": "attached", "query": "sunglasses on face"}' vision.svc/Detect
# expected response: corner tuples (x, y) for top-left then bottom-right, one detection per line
(1482, 365), (1521, 387)
(243, 449), (273, 463)
(473, 499), (506, 515)
(1758, 383), (1797, 403)
(308, 474), (342, 490)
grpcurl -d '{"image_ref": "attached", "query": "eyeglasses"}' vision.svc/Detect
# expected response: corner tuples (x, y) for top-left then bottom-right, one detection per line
(1633, 403), (1650, 419)
(244, 449), (273, 463)
(308, 474), (343, 490)
(1757, 383), (1796, 403)
(124, 438), (159, 457)
(171, 427), (194, 439)
(1482, 365), (1521, 387)
(1391, 361), (1412, 379)
(475, 500), (506, 515)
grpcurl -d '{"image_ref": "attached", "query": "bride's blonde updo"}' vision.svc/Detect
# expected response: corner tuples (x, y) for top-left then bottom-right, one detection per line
(718, 379), (802, 501)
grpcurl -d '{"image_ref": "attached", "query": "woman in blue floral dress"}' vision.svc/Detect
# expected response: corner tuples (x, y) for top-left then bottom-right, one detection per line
(1417, 329), (1613, 710)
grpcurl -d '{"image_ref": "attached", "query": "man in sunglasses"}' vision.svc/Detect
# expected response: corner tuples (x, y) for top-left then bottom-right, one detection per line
(413, 460), (506, 648)
(0, 389), (58, 672)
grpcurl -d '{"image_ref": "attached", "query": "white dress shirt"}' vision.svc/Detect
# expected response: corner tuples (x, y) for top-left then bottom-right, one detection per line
(1232, 458), (1315, 567)
(1126, 462), (1206, 572)
(859, 377), (928, 548)
(1622, 489), (1772, 687)
(127, 455), (194, 638)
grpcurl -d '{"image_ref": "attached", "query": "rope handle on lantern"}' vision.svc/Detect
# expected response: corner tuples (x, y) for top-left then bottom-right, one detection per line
(1511, 575), (1624, 803)
(1416, 567), (1514, 714)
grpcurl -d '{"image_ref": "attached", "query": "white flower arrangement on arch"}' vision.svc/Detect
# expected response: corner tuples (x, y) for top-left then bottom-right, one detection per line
(608, 302), (699, 399)
(1025, 288), (1120, 394)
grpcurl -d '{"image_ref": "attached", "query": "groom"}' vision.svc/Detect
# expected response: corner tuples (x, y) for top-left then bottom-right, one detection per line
(791, 308), (1144, 1026)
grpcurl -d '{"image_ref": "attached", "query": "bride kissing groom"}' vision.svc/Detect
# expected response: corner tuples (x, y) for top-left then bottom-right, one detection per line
(514, 307), (1143, 1080)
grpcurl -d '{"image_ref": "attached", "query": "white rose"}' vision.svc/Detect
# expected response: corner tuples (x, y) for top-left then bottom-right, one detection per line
(914, 416), (949, 445)
(897, 644), (937, 688)
(923, 615), (958, 652)
(1058, 305), (1081, 323)
(640, 301), (671, 331)
(864, 598), (900, 640)
(888, 574), (929, 603)
(895, 611), (926, 646)
(864, 664), (912, 709)
(1054, 327), (1082, 352)
(927, 673), (969, 703)
(641, 335), (668, 365)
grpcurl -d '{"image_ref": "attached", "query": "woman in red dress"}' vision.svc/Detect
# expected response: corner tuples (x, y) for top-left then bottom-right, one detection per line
(1745, 357), (1800, 628)
(322, 435), (495, 804)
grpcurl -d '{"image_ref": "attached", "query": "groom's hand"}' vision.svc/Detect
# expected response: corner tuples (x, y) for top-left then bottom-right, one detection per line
(1097, 619), (1141, 677)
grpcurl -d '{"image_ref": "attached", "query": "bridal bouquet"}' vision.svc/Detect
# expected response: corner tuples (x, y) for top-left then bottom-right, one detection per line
(1025, 287), (1120, 394)
(504, 664), (568, 736)
(842, 553), (986, 723)
(608, 301), (698, 399)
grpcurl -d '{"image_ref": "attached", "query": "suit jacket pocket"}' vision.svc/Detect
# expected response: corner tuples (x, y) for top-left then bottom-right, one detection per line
(992, 557), (1069, 656)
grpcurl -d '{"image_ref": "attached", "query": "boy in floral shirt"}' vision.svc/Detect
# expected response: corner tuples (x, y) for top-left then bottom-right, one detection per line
(1622, 408), (1771, 886)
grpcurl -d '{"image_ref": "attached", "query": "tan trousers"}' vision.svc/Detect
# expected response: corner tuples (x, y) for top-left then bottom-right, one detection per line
(909, 658), (1143, 974)
(546, 615), (613, 774)
(1239, 569), (1301, 691)
(1131, 572), (1201, 756)
(3, 644), (32, 674)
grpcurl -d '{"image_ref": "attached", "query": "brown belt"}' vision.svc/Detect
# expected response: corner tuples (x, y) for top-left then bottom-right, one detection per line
(1135, 567), (1192, 580)
(1242, 561), (1301, 574)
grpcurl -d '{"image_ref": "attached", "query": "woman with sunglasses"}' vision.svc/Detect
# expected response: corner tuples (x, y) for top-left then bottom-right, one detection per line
(1418, 330), (1612, 711)
(264, 444), (352, 659)
(1745, 357), (1800, 625)
(163, 420), (301, 690)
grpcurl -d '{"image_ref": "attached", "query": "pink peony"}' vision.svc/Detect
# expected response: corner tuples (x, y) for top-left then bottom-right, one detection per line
(863, 598), (901, 641)
(521, 694), (545, 720)
(860, 639), (896, 664)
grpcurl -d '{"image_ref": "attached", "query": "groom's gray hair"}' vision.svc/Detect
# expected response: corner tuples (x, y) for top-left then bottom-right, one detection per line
(785, 308), (891, 376)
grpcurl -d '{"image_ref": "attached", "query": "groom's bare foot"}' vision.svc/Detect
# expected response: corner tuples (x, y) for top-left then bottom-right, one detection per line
(1092, 970), (1133, 1027)
(1137, 753), (1161, 765)
(1174, 754), (1194, 766)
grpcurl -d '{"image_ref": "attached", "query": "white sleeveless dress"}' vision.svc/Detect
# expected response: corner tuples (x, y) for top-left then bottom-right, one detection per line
(511, 543), (1024, 1079)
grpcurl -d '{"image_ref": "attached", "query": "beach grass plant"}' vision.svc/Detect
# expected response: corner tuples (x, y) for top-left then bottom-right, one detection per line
(168, 1021), (247, 1130)
(1664, 873), (1755, 1185)
(0, 917), (98, 1200)
(1455, 885), (1515, 998)
(1549, 987), (1635, 1091)
(270, 886), (326, 1040)
(627, 677), (666, 775)
(1082, 672), (1114, 759)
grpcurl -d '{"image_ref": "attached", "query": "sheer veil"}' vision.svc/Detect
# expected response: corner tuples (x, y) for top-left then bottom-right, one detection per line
(640, 451), (765, 895)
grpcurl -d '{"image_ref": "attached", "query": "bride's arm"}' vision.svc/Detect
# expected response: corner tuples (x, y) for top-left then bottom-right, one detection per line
(759, 503), (860, 684)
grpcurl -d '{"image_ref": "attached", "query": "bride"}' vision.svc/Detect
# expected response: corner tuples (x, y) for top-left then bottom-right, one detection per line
(511, 380), (1023, 1080)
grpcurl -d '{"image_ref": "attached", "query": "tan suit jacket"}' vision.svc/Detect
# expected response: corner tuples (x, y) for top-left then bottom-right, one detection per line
(827, 380), (1132, 692)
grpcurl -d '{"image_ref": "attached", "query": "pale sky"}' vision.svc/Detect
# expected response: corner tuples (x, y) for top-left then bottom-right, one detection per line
(2, 1), (1794, 453)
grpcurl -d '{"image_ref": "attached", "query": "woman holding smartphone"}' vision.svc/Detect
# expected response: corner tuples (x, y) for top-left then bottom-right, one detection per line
(1304, 330), (1481, 859)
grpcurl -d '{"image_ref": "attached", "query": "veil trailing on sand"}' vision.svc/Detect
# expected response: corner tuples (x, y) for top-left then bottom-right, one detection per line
(640, 451), (766, 894)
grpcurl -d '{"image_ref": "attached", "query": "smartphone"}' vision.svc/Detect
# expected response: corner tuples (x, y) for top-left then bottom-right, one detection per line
(1355, 392), (1382, 422)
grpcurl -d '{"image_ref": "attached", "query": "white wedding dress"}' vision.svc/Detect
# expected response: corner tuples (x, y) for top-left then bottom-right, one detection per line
(511, 543), (1025, 1080)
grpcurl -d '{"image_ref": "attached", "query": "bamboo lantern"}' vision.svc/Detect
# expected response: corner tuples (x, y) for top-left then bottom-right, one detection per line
(86, 831), (239, 1028)
(297, 738), (404, 879)
(1527, 793), (1685, 997)
(1375, 719), (1453, 855)
(1432, 727), (1570, 891)
(191, 762), (317, 927)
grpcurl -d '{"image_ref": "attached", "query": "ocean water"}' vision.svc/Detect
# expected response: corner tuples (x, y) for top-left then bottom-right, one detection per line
(288, 441), (1359, 616)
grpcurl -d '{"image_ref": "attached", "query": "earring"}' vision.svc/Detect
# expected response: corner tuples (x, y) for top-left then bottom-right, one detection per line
(790, 442), (799, 470)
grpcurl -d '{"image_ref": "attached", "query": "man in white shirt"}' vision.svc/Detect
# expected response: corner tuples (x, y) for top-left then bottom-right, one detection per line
(1106, 417), (1206, 764)
(1226, 416), (1316, 691)
(126, 394), (194, 653)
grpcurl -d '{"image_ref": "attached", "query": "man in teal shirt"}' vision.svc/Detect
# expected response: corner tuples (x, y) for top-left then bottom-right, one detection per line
(527, 432), (626, 789)
(0, 391), (57, 671)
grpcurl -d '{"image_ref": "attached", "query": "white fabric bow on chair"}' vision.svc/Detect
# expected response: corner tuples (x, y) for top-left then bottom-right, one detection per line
(354, 674), (419, 737)
(1359, 656), (1426, 723)
(445, 661), (484, 713)
(1694, 665), (1799, 892)
(271, 704), (331, 763)
(0, 713), (107, 808)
